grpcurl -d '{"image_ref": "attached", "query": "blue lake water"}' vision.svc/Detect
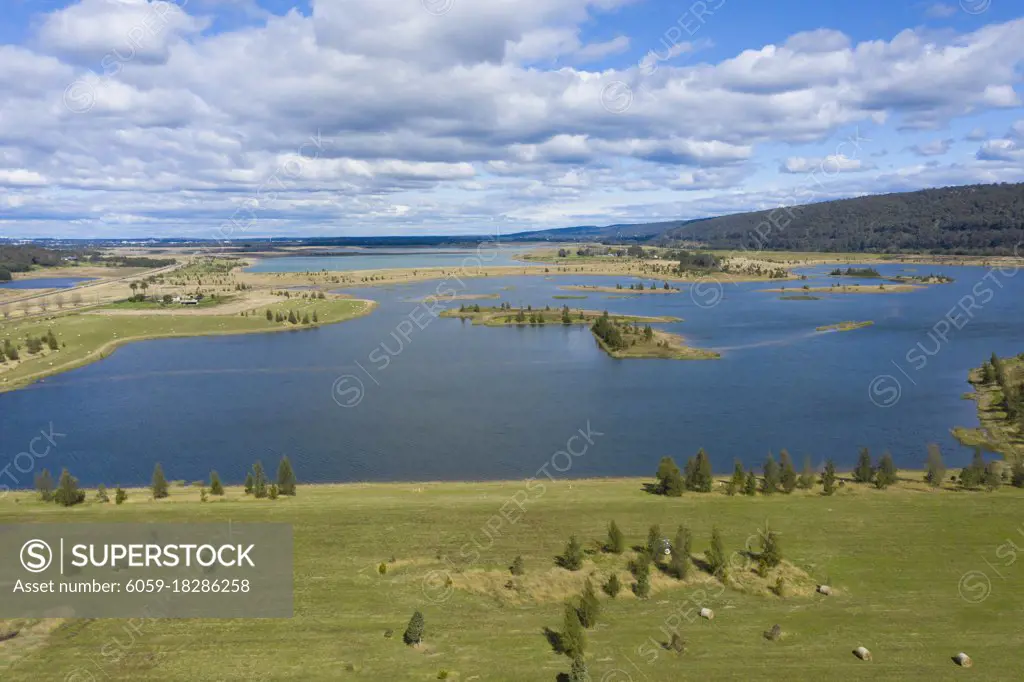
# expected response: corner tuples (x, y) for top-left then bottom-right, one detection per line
(0, 277), (94, 289)
(244, 246), (538, 273)
(2, 262), (1021, 487)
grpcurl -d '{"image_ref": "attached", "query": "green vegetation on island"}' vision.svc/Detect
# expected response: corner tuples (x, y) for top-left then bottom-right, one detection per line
(815, 320), (875, 333)
(954, 352), (1024, 461)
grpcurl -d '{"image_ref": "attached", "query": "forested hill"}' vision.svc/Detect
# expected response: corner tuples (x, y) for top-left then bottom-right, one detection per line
(651, 183), (1024, 254)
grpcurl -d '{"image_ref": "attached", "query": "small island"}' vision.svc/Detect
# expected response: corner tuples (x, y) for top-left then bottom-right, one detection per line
(559, 283), (679, 294)
(780, 294), (821, 300)
(761, 283), (920, 295)
(816, 320), (874, 333)
(441, 305), (718, 360)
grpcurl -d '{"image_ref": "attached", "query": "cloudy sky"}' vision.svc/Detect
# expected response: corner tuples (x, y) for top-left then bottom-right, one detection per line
(0, 0), (1022, 238)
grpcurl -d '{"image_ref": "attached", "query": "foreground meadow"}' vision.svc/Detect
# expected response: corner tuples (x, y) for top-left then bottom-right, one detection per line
(2, 476), (1022, 681)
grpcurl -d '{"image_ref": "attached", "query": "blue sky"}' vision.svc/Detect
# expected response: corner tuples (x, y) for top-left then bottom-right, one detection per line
(0, 0), (1021, 238)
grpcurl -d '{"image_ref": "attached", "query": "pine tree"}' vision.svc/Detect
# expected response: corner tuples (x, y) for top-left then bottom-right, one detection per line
(252, 461), (268, 498)
(603, 573), (621, 597)
(798, 455), (815, 489)
(645, 524), (663, 561)
(960, 450), (986, 489)
(854, 447), (874, 484)
(403, 610), (425, 645)
(151, 463), (169, 499)
(762, 453), (780, 495)
(54, 468), (85, 507)
(244, 472), (254, 495)
(821, 459), (837, 496)
(983, 462), (1002, 491)
(115, 487), (127, 504)
(559, 535), (584, 571)
(656, 456), (685, 496)
(758, 529), (781, 574)
(277, 456), (297, 496)
(301, 313), (310, 324)
(578, 578), (600, 628)
(689, 448), (713, 492)
(569, 655), (589, 682)
(631, 555), (651, 598)
(875, 452), (897, 489)
(743, 471), (758, 496)
(35, 469), (55, 502)
(606, 520), (626, 554)
(727, 460), (745, 495)
(706, 528), (727, 580)
(96, 483), (109, 503)
(510, 555), (525, 576)
(779, 450), (797, 493)
(669, 525), (691, 580)
(268, 484), (279, 499)
(287, 310), (298, 324)
(1010, 459), (1024, 488)
(210, 471), (224, 496)
(312, 310), (318, 323)
(266, 309), (273, 321)
(561, 601), (586, 656)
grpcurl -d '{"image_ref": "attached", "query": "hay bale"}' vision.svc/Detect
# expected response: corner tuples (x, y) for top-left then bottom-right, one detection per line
(699, 607), (714, 620)
(954, 652), (972, 668)
(763, 624), (781, 641)
(853, 646), (872, 661)
(817, 584), (832, 596)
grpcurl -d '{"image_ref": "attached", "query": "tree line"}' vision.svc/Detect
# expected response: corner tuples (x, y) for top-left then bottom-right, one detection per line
(652, 446), (1023, 497)
(33, 456), (298, 507)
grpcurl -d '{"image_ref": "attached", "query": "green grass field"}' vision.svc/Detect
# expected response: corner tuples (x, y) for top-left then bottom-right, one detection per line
(2, 477), (1022, 681)
(0, 298), (372, 392)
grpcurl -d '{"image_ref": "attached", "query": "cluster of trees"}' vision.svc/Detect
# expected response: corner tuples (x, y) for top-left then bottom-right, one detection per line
(0, 244), (66, 272)
(830, 267), (881, 278)
(980, 353), (1024, 430)
(654, 182), (1024, 254)
(16, 330), (60, 357)
(591, 311), (626, 350)
(265, 309), (316, 324)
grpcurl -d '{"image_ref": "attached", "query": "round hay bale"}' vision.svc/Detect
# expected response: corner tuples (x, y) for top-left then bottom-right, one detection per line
(817, 584), (833, 596)
(699, 607), (714, 620)
(954, 652), (972, 668)
(853, 646), (872, 661)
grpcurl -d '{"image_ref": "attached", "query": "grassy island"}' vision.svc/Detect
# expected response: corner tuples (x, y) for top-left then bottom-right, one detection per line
(815, 320), (875, 332)
(441, 305), (717, 360)
(559, 283), (679, 294)
(761, 283), (920, 295)
(954, 353), (1024, 459)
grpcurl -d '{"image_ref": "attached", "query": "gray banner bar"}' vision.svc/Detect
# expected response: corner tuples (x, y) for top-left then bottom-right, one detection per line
(1, 523), (293, 618)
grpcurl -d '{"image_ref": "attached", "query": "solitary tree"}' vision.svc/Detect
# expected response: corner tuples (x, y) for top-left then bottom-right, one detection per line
(821, 459), (837, 496)
(115, 487), (128, 505)
(669, 525), (692, 580)
(727, 460), (745, 495)
(277, 456), (297, 496)
(798, 455), (815, 489)
(35, 469), (55, 502)
(656, 456), (685, 496)
(983, 462), (1002, 491)
(779, 450), (797, 494)
(960, 449), (987, 489)
(743, 471), (758, 496)
(853, 447), (874, 484)
(151, 463), (169, 499)
(569, 655), (589, 682)
(54, 468), (86, 507)
(510, 555), (525, 576)
(687, 449), (713, 492)
(875, 452), (898, 489)
(925, 444), (946, 487)
(578, 578), (601, 628)
(244, 472), (254, 495)
(252, 461), (268, 499)
(762, 453), (780, 495)
(96, 484), (109, 503)
(706, 528), (727, 580)
(603, 573), (622, 597)
(403, 610), (425, 646)
(631, 555), (651, 598)
(559, 535), (584, 571)
(646, 524), (664, 562)
(606, 520), (626, 554)
(758, 529), (782, 575)
(561, 601), (586, 657)
(210, 471), (224, 496)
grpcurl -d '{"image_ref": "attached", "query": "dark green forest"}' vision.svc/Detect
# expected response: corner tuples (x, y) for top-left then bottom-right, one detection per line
(651, 183), (1024, 254)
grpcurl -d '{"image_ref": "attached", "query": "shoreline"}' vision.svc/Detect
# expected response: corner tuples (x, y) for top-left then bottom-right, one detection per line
(0, 298), (377, 394)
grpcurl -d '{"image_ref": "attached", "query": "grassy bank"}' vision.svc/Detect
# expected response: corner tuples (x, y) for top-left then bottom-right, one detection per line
(0, 297), (374, 393)
(815, 321), (875, 333)
(954, 355), (1024, 459)
(1, 477), (1022, 680)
